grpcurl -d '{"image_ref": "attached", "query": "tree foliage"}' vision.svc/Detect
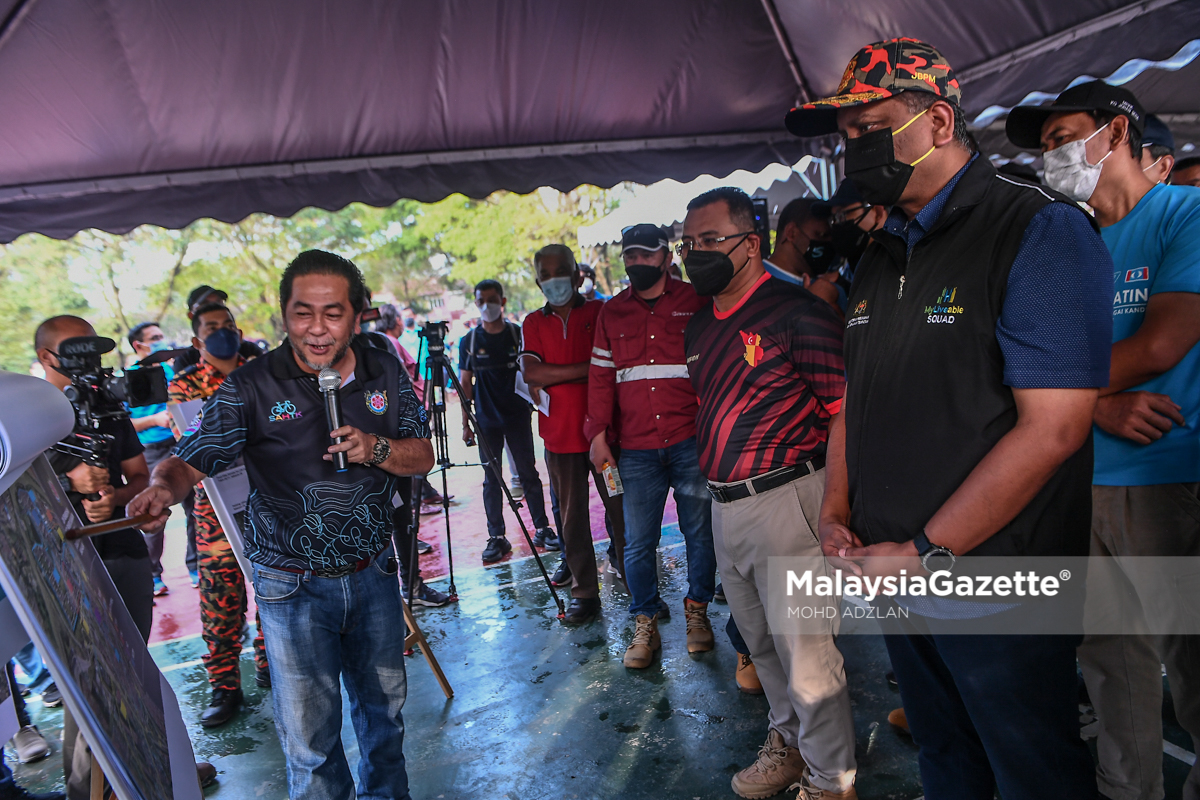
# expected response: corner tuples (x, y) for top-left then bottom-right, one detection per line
(0, 186), (624, 373)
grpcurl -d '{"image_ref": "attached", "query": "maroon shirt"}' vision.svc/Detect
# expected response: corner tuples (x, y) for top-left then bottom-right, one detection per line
(684, 272), (846, 483)
(584, 276), (708, 450)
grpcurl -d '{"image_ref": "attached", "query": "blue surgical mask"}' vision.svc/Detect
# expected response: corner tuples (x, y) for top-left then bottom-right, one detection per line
(204, 328), (241, 360)
(148, 340), (172, 354)
(540, 277), (576, 306)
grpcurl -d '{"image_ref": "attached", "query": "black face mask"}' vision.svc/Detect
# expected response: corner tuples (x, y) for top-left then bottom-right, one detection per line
(830, 221), (871, 266)
(684, 234), (752, 296)
(803, 241), (838, 274)
(843, 109), (934, 207)
(625, 260), (665, 292)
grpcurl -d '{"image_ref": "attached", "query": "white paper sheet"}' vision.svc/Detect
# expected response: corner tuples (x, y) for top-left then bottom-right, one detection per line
(0, 371), (74, 494)
(514, 371), (550, 416)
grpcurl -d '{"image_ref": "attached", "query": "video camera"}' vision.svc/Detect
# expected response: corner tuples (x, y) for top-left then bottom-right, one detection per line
(418, 321), (449, 354)
(53, 336), (169, 467)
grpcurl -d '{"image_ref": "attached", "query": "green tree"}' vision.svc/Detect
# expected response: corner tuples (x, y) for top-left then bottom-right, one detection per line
(0, 235), (94, 372)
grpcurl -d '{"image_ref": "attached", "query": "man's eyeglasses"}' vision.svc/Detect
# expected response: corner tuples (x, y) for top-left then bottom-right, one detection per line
(675, 231), (755, 258)
(829, 204), (873, 226)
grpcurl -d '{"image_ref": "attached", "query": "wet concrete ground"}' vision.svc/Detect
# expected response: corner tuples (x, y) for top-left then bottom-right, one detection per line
(8, 524), (1196, 798)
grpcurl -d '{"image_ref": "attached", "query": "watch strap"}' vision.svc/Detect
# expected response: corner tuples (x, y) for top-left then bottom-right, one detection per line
(913, 528), (933, 556)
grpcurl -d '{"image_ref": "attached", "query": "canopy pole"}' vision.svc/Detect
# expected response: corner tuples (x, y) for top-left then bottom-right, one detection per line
(958, 0), (1185, 85)
(759, 0), (812, 105)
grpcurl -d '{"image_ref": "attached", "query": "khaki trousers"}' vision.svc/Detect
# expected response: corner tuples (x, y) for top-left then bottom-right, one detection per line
(545, 450), (625, 600)
(711, 468), (857, 793)
(1078, 483), (1200, 800)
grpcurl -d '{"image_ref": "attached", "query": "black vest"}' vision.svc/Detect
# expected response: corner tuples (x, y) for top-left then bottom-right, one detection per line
(843, 158), (1095, 557)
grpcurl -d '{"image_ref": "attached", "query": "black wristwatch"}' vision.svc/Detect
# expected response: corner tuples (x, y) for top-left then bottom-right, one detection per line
(365, 434), (391, 467)
(913, 528), (956, 573)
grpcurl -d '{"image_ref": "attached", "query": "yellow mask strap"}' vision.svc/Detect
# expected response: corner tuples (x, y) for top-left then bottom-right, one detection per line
(893, 108), (935, 167)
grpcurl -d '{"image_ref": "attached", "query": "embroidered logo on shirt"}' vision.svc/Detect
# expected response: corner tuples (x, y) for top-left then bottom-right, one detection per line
(740, 330), (765, 367)
(365, 390), (388, 415)
(1124, 267), (1150, 283)
(269, 400), (302, 422)
(925, 286), (964, 324)
(847, 299), (871, 329)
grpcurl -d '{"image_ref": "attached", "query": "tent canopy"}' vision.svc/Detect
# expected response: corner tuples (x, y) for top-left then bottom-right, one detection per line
(1, 0), (1198, 242)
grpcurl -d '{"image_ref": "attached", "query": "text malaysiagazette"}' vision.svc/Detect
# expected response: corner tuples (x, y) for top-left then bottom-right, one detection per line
(785, 570), (1062, 603)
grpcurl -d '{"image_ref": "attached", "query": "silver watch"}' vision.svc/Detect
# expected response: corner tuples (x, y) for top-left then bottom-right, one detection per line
(366, 434), (391, 467)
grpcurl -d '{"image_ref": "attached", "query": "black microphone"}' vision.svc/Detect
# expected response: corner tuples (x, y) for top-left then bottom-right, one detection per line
(317, 368), (348, 473)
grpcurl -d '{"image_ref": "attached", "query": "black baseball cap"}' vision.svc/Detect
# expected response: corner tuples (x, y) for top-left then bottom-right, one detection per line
(1142, 114), (1174, 152)
(621, 224), (669, 253)
(186, 284), (227, 310)
(1006, 80), (1146, 150)
(812, 180), (866, 218)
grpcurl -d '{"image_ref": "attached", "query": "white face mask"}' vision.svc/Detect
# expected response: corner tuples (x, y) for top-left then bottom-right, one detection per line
(479, 302), (503, 323)
(1042, 122), (1112, 203)
(580, 277), (595, 295)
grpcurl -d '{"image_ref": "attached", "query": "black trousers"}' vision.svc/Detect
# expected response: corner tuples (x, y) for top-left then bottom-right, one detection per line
(479, 413), (549, 539)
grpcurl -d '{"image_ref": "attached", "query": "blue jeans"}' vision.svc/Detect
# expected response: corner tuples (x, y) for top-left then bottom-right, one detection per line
(885, 624), (1095, 800)
(619, 437), (716, 618)
(480, 415), (549, 538)
(252, 554), (411, 800)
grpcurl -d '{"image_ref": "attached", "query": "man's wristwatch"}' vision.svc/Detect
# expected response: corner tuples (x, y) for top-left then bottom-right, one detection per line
(913, 529), (955, 573)
(365, 434), (391, 467)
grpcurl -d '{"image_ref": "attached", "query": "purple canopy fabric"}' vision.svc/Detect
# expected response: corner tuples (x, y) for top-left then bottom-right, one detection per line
(0, 0), (1197, 242)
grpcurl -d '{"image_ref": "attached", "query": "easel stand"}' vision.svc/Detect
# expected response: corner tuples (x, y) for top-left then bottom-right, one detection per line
(402, 597), (454, 699)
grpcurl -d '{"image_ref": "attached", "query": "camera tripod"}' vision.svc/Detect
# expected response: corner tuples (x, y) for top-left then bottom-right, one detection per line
(408, 324), (565, 617)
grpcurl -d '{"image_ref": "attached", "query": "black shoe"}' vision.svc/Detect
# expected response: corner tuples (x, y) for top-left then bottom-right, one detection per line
(886, 671), (899, 690)
(551, 561), (572, 587)
(407, 581), (452, 607)
(0, 785), (66, 800)
(657, 597), (671, 620)
(532, 527), (560, 551)
(416, 538), (433, 555)
(200, 688), (243, 728)
(255, 665), (271, 689)
(563, 597), (601, 624)
(714, 582), (726, 603)
(481, 536), (512, 563)
(40, 684), (62, 708)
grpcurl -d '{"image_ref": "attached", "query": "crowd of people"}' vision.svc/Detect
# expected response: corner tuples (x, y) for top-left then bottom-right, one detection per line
(6, 33), (1197, 800)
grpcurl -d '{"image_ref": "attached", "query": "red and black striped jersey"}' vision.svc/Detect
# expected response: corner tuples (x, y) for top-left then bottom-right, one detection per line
(684, 272), (846, 483)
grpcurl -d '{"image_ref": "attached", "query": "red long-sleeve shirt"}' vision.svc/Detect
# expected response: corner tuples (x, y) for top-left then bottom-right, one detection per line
(584, 276), (709, 450)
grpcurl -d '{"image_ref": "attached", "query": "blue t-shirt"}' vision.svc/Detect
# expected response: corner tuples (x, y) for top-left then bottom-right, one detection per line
(129, 361), (175, 445)
(1095, 183), (1200, 486)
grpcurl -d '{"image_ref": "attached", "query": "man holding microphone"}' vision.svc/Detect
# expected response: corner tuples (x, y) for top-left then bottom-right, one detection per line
(129, 250), (433, 800)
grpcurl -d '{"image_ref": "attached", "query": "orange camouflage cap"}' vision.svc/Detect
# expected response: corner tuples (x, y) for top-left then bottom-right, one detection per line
(785, 38), (962, 137)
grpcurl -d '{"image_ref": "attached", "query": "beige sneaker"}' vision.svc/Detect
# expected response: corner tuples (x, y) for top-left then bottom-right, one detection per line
(789, 767), (858, 799)
(736, 652), (764, 694)
(622, 614), (660, 668)
(684, 598), (714, 653)
(731, 729), (807, 799)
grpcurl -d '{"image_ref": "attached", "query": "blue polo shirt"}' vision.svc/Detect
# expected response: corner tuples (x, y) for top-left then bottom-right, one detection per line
(1095, 183), (1200, 486)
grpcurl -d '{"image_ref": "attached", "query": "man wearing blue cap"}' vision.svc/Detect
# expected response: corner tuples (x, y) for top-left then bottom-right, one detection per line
(1140, 114), (1176, 185)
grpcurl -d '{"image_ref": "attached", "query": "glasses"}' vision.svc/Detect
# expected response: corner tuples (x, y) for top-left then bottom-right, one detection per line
(829, 204), (873, 226)
(675, 231), (755, 258)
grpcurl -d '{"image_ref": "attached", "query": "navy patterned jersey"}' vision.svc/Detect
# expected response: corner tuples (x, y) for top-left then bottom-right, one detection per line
(175, 339), (430, 570)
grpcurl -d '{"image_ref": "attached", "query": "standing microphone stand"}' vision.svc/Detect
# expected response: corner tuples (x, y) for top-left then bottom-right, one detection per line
(413, 325), (566, 617)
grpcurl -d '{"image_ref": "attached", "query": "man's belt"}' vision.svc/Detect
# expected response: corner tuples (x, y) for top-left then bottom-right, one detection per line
(274, 548), (386, 578)
(707, 457), (826, 504)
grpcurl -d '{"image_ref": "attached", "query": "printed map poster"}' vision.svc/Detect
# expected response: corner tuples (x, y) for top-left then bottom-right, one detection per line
(0, 456), (200, 800)
(169, 401), (253, 579)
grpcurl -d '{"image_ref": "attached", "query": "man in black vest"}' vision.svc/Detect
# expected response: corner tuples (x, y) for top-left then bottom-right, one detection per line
(130, 251), (434, 800)
(787, 39), (1114, 800)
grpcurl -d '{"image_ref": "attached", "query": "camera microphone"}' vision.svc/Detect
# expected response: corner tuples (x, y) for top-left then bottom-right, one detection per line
(317, 369), (348, 473)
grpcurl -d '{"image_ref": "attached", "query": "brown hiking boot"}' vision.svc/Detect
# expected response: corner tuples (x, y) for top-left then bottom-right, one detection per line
(789, 767), (858, 799)
(684, 598), (714, 653)
(736, 652), (764, 694)
(623, 614), (660, 668)
(732, 729), (807, 799)
(887, 707), (909, 733)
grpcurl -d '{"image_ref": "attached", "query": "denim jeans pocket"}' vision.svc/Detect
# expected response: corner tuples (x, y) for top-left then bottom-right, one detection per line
(252, 568), (302, 602)
(372, 555), (399, 577)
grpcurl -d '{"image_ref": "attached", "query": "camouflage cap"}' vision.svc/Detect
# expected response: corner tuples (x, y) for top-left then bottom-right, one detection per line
(785, 38), (961, 137)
